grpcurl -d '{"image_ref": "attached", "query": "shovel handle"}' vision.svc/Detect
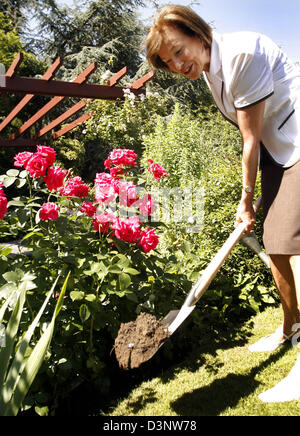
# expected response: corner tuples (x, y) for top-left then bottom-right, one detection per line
(184, 195), (262, 307)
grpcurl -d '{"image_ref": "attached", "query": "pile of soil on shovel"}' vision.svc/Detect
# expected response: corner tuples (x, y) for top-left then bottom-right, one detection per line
(114, 312), (170, 370)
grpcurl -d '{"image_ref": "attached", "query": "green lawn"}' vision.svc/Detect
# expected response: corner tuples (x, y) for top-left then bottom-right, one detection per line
(104, 306), (300, 416)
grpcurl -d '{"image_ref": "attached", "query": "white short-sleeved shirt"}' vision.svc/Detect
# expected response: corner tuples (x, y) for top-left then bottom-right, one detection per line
(204, 31), (300, 167)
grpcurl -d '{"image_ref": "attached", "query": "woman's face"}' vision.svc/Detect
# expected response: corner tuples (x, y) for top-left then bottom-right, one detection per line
(157, 25), (210, 79)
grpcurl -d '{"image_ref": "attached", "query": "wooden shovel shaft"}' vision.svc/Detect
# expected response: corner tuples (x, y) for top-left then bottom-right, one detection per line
(184, 196), (262, 307)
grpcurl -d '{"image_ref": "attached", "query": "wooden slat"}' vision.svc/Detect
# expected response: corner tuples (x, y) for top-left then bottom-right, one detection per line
(5, 53), (24, 79)
(35, 100), (87, 138)
(52, 113), (91, 139)
(130, 70), (155, 90)
(0, 57), (62, 133)
(107, 67), (127, 87)
(1, 75), (144, 99)
(36, 67), (129, 138)
(0, 138), (39, 147)
(10, 62), (97, 139)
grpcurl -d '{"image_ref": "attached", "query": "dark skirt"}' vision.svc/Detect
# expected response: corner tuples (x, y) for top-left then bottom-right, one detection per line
(261, 144), (300, 255)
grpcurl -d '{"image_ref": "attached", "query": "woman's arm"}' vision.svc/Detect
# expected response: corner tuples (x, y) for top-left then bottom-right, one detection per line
(236, 100), (266, 233)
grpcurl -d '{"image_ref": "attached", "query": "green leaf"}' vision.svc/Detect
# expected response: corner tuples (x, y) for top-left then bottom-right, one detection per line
(15, 178), (27, 188)
(126, 293), (138, 303)
(22, 231), (44, 241)
(3, 270), (24, 283)
(119, 273), (131, 291)
(111, 254), (130, 268)
(70, 291), (85, 301)
(0, 283), (26, 388)
(0, 276), (60, 413)
(2, 272), (70, 416)
(83, 261), (108, 278)
(108, 265), (122, 274)
(0, 246), (12, 257)
(123, 267), (140, 275)
(85, 294), (96, 302)
(6, 169), (19, 177)
(7, 199), (25, 207)
(34, 406), (49, 416)
(79, 304), (90, 323)
(19, 170), (28, 179)
(2, 176), (16, 188)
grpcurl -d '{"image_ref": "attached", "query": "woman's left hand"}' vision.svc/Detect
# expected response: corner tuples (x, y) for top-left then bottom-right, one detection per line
(236, 199), (256, 234)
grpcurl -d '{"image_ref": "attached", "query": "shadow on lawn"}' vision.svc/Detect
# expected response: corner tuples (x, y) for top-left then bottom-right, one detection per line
(170, 345), (289, 416)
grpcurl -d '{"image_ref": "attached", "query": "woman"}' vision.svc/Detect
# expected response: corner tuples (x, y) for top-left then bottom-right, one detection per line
(145, 4), (300, 403)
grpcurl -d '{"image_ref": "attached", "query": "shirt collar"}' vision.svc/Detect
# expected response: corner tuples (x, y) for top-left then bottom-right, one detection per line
(208, 32), (222, 77)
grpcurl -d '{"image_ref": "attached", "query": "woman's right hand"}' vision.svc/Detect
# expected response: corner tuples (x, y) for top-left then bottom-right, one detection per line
(236, 199), (256, 234)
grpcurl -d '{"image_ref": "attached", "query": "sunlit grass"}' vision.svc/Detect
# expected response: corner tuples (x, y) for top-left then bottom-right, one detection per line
(104, 306), (300, 416)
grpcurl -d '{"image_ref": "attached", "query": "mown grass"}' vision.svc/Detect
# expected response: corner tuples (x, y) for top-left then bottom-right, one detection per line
(103, 306), (300, 416)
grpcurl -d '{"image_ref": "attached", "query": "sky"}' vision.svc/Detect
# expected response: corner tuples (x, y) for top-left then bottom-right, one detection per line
(57, 0), (300, 63)
(138, 0), (300, 63)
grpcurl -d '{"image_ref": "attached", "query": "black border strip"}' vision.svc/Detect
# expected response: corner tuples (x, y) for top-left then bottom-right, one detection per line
(234, 91), (274, 110)
(278, 109), (295, 130)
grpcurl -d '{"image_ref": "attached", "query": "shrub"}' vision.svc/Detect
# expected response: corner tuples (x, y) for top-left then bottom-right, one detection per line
(82, 89), (171, 180)
(141, 103), (278, 335)
(0, 145), (192, 414)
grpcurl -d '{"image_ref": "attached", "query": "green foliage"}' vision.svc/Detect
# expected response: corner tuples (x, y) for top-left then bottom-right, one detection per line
(54, 136), (85, 175)
(23, 0), (146, 75)
(82, 91), (170, 180)
(0, 271), (69, 416)
(141, 102), (278, 332)
(144, 65), (214, 110)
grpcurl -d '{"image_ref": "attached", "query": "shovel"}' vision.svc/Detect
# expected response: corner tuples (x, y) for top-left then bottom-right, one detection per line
(161, 196), (263, 335)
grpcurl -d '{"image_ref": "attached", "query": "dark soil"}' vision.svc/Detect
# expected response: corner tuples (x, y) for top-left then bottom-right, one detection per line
(114, 312), (170, 370)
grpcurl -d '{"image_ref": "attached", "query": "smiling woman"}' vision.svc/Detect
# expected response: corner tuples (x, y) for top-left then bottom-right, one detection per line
(145, 4), (212, 75)
(145, 3), (300, 405)
(157, 26), (210, 79)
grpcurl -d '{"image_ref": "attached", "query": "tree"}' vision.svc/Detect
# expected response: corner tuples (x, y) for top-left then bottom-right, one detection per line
(22, 0), (147, 76)
(0, 0), (32, 32)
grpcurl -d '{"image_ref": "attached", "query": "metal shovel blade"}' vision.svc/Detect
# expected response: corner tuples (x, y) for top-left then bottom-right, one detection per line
(161, 305), (196, 334)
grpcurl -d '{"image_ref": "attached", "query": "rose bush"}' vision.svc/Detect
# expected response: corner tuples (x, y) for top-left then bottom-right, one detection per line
(0, 184), (7, 220)
(0, 145), (190, 414)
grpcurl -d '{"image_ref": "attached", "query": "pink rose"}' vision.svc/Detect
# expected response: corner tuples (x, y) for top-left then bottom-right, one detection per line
(0, 183), (5, 197)
(94, 172), (117, 204)
(43, 166), (68, 191)
(104, 158), (111, 169)
(138, 194), (156, 216)
(93, 212), (115, 233)
(119, 181), (138, 207)
(0, 195), (7, 220)
(109, 166), (125, 178)
(25, 153), (48, 178)
(95, 172), (113, 185)
(14, 151), (33, 168)
(147, 160), (168, 181)
(138, 227), (159, 253)
(60, 177), (89, 198)
(111, 216), (141, 243)
(108, 149), (138, 167)
(81, 202), (97, 217)
(39, 202), (59, 221)
(37, 145), (56, 166)
(95, 183), (116, 204)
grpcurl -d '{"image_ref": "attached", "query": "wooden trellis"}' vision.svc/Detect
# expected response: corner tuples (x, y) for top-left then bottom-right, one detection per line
(0, 53), (154, 147)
